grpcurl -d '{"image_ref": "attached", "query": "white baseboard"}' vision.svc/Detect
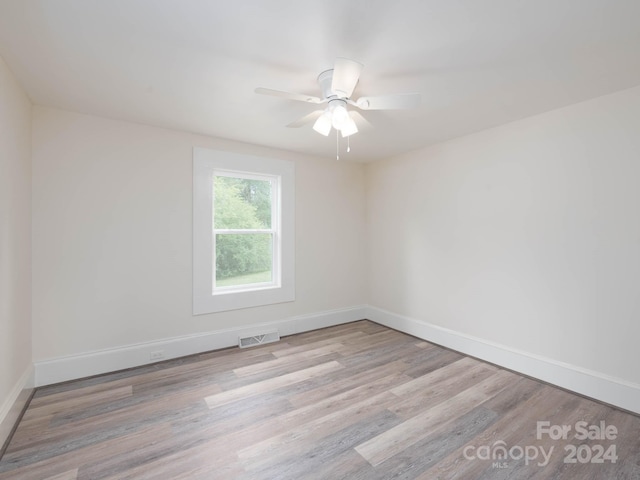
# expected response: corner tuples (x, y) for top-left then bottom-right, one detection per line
(365, 306), (640, 415)
(34, 305), (367, 387)
(0, 365), (34, 449)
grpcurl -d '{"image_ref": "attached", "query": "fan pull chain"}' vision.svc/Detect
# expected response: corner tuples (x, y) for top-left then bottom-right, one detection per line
(347, 135), (351, 153)
(336, 129), (340, 161)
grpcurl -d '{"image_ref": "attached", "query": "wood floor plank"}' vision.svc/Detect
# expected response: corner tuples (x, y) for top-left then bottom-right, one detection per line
(233, 344), (345, 377)
(514, 402), (616, 480)
(237, 391), (399, 471)
(204, 360), (343, 409)
(589, 407), (640, 480)
(355, 369), (516, 466)
(0, 424), (171, 480)
(389, 364), (502, 420)
(416, 385), (559, 479)
(337, 329), (411, 355)
(30, 381), (130, 409)
(390, 356), (483, 397)
(401, 347), (466, 378)
(280, 321), (369, 345)
(271, 330), (367, 358)
(288, 359), (408, 408)
(95, 435), (244, 480)
(43, 468), (78, 480)
(374, 405), (500, 480)
(197, 341), (292, 361)
(26, 385), (133, 419)
(336, 338), (425, 374)
(172, 370), (409, 474)
(241, 409), (402, 480)
(216, 352), (344, 391)
(204, 371), (411, 459)
(7, 382), (220, 454)
(297, 448), (376, 480)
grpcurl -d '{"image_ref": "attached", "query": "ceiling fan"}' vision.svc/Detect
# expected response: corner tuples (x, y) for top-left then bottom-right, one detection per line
(255, 58), (421, 139)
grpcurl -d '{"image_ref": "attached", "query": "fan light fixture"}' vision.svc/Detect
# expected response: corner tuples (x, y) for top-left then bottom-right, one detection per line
(255, 57), (421, 159)
(312, 112), (332, 136)
(313, 99), (358, 138)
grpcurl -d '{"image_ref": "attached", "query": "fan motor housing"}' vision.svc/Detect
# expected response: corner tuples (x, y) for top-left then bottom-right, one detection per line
(318, 69), (337, 100)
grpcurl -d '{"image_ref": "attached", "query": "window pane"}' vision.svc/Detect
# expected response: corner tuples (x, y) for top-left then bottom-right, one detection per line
(215, 233), (273, 287)
(214, 176), (272, 229)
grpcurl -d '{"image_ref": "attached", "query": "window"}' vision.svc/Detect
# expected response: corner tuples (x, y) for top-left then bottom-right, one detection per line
(193, 148), (295, 314)
(213, 172), (277, 291)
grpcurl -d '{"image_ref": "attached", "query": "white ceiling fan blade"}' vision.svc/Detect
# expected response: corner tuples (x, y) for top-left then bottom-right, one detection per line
(349, 110), (373, 130)
(354, 93), (421, 110)
(286, 110), (324, 128)
(255, 87), (323, 104)
(331, 58), (364, 98)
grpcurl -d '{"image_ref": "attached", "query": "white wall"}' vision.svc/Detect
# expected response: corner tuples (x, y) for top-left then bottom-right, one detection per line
(32, 107), (366, 367)
(0, 56), (32, 444)
(367, 85), (640, 389)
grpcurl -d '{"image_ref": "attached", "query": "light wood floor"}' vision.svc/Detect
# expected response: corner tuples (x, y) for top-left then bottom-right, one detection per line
(1, 321), (638, 479)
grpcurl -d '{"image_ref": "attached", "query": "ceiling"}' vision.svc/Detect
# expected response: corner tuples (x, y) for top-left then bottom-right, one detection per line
(1, 0), (639, 162)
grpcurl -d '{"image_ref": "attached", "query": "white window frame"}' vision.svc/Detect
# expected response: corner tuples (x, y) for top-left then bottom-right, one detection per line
(193, 147), (295, 315)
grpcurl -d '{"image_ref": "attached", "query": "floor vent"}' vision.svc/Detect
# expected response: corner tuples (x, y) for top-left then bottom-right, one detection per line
(238, 331), (280, 348)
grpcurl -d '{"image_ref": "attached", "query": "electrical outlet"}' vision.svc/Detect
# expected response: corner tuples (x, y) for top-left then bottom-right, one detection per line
(150, 350), (164, 361)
